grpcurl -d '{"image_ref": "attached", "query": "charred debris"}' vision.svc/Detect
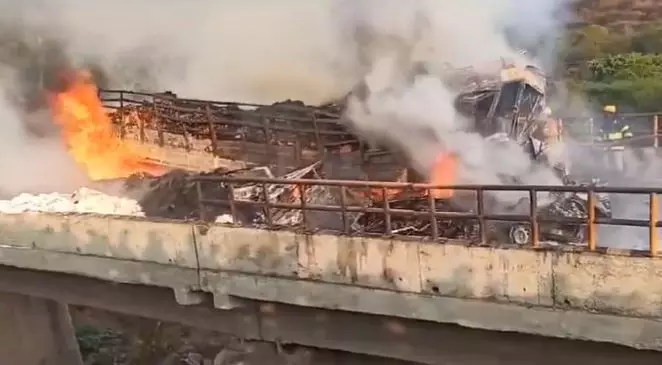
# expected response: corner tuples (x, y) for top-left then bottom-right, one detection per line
(124, 152), (609, 246)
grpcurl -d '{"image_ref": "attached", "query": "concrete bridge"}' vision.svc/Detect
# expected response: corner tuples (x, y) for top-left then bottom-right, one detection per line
(1, 212), (661, 364)
(3, 90), (660, 364)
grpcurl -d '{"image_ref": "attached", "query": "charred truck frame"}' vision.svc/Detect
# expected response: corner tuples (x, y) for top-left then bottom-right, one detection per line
(452, 63), (611, 244)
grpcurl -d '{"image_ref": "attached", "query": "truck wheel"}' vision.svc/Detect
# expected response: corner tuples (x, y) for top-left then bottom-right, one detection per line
(509, 224), (532, 245)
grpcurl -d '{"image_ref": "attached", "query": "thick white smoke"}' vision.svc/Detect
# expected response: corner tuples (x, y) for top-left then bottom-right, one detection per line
(341, 0), (573, 208)
(0, 0), (570, 103)
(0, 0), (572, 191)
(0, 1), (574, 196)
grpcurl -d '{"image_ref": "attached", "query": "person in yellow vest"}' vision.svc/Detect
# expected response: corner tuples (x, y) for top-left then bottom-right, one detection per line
(598, 105), (632, 172)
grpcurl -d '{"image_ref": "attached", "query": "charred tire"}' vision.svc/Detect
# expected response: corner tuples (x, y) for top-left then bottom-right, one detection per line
(575, 225), (588, 244)
(509, 224), (532, 245)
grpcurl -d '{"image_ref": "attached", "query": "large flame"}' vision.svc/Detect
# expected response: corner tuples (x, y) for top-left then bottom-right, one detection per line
(427, 152), (457, 199)
(48, 71), (164, 180)
(368, 151), (457, 202)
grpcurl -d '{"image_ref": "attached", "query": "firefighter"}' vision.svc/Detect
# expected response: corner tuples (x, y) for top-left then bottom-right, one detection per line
(598, 105), (632, 172)
(541, 107), (563, 144)
(540, 107), (569, 179)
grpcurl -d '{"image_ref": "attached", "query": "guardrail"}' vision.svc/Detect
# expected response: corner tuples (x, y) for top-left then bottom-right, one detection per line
(191, 175), (661, 257)
(565, 113), (662, 147)
(100, 89), (356, 168)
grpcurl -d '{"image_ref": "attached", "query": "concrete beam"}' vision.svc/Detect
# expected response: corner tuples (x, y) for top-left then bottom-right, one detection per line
(0, 292), (82, 365)
(194, 225), (662, 318)
(200, 270), (662, 351)
(1, 266), (661, 365)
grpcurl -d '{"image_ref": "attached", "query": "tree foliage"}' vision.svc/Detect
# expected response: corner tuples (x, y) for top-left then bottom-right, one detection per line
(587, 53), (662, 81)
(630, 24), (662, 54)
(559, 22), (662, 112)
(582, 79), (662, 112)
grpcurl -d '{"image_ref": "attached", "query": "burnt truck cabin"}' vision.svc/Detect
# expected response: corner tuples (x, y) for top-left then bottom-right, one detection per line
(453, 65), (546, 141)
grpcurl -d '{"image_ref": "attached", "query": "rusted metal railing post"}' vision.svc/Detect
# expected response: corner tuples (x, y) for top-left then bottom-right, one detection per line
(262, 117), (273, 166)
(587, 191), (597, 251)
(195, 181), (206, 222)
(206, 103), (218, 154)
(298, 184), (308, 230)
(260, 182), (273, 228)
(311, 113), (324, 156)
(227, 183), (238, 224)
(649, 192), (659, 256)
(154, 97), (164, 147)
(181, 109), (191, 151)
(529, 189), (539, 247)
(382, 187), (392, 236)
(138, 96), (146, 144)
(118, 91), (126, 139)
(476, 189), (486, 243)
(427, 193), (439, 241)
(339, 186), (349, 234)
(294, 132), (302, 166)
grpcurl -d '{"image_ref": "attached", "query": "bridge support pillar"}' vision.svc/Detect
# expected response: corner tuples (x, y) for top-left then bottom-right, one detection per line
(0, 291), (83, 365)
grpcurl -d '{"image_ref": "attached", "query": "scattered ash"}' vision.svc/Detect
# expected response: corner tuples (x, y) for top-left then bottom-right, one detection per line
(0, 187), (143, 215)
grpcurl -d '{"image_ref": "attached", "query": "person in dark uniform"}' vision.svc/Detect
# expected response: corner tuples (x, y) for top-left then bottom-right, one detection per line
(598, 105), (632, 172)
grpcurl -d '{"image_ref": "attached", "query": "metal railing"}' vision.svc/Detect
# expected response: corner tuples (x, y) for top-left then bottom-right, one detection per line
(565, 113), (662, 147)
(100, 89), (355, 168)
(191, 175), (661, 257)
(101, 89), (662, 153)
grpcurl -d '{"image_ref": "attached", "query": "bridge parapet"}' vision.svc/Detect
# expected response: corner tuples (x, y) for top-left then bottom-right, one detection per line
(0, 212), (661, 351)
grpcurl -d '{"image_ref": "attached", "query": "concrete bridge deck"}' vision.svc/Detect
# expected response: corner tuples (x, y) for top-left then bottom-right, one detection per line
(0, 212), (661, 364)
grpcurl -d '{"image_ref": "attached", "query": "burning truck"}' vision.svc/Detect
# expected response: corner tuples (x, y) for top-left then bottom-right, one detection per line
(340, 61), (612, 245)
(451, 63), (611, 244)
(2, 63), (610, 247)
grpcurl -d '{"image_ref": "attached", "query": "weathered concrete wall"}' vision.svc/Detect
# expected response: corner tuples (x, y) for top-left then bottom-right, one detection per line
(195, 226), (662, 318)
(0, 213), (661, 350)
(0, 213), (199, 290)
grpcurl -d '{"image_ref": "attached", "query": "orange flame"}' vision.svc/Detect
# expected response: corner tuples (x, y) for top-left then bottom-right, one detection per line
(367, 153), (457, 202)
(427, 152), (457, 199)
(369, 169), (407, 202)
(47, 71), (165, 180)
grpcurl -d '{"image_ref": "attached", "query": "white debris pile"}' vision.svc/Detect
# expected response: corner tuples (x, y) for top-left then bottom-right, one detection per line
(0, 187), (144, 216)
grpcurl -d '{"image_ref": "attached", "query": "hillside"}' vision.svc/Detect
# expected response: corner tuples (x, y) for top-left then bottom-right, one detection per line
(575, 0), (662, 30)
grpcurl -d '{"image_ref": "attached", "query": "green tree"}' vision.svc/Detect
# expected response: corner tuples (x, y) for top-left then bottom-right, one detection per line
(587, 53), (662, 81)
(582, 79), (662, 112)
(630, 23), (662, 53)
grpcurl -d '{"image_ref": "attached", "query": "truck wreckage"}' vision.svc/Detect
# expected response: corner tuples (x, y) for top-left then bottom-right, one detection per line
(104, 63), (610, 246)
(450, 63), (612, 244)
